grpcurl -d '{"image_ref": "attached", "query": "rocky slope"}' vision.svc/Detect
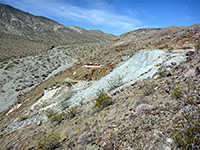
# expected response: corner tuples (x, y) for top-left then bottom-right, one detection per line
(0, 41), (114, 113)
(113, 24), (200, 51)
(0, 48), (199, 150)
(0, 4), (116, 60)
(0, 4), (200, 150)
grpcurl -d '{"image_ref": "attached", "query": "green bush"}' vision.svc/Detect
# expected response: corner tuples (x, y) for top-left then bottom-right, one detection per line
(171, 87), (184, 100)
(37, 133), (60, 150)
(46, 110), (56, 119)
(50, 114), (63, 124)
(157, 64), (168, 77)
(93, 89), (113, 110)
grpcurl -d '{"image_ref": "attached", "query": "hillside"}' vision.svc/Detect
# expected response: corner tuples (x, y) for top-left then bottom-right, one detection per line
(0, 4), (115, 60)
(113, 25), (200, 51)
(0, 48), (199, 150)
(0, 4), (200, 150)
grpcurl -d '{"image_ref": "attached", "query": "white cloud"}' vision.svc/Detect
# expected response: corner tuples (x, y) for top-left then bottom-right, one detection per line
(57, 6), (140, 30)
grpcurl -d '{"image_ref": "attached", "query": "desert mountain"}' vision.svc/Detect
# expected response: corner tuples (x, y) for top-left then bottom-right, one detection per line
(113, 25), (200, 52)
(0, 4), (200, 150)
(0, 4), (115, 60)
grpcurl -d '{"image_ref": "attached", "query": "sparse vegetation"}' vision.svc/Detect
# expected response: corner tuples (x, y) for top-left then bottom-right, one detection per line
(46, 110), (56, 119)
(171, 80), (200, 149)
(60, 90), (74, 110)
(65, 105), (80, 119)
(195, 40), (200, 50)
(157, 64), (168, 77)
(46, 110), (62, 124)
(37, 133), (60, 150)
(171, 87), (184, 100)
(107, 74), (124, 90)
(168, 47), (174, 52)
(61, 90), (74, 101)
(142, 80), (156, 96)
(13, 60), (20, 64)
(60, 100), (70, 110)
(171, 106), (200, 149)
(19, 116), (29, 121)
(93, 88), (113, 110)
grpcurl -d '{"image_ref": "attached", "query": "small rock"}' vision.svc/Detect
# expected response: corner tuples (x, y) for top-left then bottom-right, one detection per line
(135, 103), (152, 114)
(108, 124), (117, 128)
(195, 66), (200, 76)
(185, 68), (195, 77)
(171, 62), (176, 66)
(186, 51), (195, 56)
(102, 141), (113, 150)
(37, 120), (42, 126)
(153, 74), (160, 79)
(77, 132), (89, 144)
(98, 128), (105, 135)
(154, 130), (163, 137)
(68, 141), (75, 148)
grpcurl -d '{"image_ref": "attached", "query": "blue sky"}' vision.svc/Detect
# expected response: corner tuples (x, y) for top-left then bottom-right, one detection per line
(0, 0), (199, 35)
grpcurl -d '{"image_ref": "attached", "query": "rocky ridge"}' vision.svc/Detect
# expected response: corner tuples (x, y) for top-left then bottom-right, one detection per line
(113, 24), (200, 51)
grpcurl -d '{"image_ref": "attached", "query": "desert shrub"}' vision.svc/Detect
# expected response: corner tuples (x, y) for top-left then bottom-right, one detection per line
(171, 106), (200, 149)
(171, 87), (184, 100)
(46, 110), (56, 119)
(195, 40), (200, 50)
(168, 47), (174, 53)
(19, 116), (29, 121)
(107, 74), (124, 90)
(142, 80), (156, 96)
(50, 114), (63, 124)
(171, 80), (200, 149)
(157, 64), (168, 77)
(65, 105), (80, 119)
(60, 100), (70, 110)
(37, 133), (60, 150)
(46, 110), (62, 124)
(47, 58), (50, 62)
(13, 60), (20, 64)
(93, 89), (113, 110)
(60, 90), (74, 110)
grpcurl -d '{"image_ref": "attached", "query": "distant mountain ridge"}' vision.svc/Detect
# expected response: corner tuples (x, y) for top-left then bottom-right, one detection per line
(0, 4), (199, 61)
(0, 4), (115, 60)
(114, 24), (200, 51)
